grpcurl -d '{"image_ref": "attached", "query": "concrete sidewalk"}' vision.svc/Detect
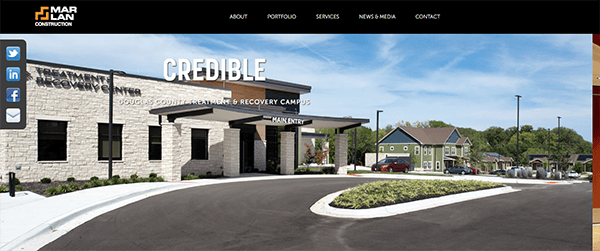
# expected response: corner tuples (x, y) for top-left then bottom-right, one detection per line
(0, 173), (354, 250)
(0, 170), (584, 250)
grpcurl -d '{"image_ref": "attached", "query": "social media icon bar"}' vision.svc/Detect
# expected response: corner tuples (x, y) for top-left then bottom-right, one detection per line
(1, 39), (26, 129)
(6, 46), (20, 61)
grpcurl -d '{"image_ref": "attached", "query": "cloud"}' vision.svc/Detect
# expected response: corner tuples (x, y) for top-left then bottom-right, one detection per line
(0, 34), (590, 141)
(255, 34), (338, 47)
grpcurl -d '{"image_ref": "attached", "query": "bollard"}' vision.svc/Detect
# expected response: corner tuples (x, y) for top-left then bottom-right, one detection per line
(8, 172), (15, 197)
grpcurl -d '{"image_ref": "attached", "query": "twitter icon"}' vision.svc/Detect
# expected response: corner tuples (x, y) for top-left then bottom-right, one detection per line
(6, 46), (20, 61)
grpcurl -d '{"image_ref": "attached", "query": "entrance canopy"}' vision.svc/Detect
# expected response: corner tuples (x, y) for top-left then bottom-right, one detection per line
(149, 103), (369, 131)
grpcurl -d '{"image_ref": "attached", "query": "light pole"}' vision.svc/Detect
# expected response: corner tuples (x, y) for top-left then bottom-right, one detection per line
(354, 128), (357, 171)
(375, 110), (383, 171)
(515, 95), (521, 168)
(557, 116), (561, 172)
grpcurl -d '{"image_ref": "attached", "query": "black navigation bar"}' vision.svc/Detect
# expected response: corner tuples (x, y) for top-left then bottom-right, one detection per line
(1, 1), (598, 33)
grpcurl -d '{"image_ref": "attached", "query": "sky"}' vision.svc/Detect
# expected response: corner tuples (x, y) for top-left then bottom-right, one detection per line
(0, 34), (592, 142)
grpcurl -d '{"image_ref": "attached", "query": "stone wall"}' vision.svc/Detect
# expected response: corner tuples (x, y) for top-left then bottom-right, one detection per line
(223, 128), (240, 177)
(0, 62), (231, 183)
(280, 131), (295, 175)
(334, 134), (347, 172)
(254, 140), (266, 171)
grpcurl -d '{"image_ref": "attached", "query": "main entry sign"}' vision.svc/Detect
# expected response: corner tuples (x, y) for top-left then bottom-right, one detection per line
(271, 116), (304, 125)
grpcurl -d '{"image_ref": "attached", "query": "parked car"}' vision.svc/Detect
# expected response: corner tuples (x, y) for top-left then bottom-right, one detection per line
(443, 166), (472, 175)
(468, 167), (481, 175)
(567, 171), (580, 179)
(371, 157), (411, 173)
(490, 169), (506, 175)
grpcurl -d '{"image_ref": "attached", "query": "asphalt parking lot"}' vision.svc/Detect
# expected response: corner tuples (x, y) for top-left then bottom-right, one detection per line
(41, 177), (591, 250)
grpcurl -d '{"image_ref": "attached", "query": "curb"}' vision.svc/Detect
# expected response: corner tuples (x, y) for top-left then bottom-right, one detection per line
(0, 182), (199, 251)
(310, 186), (520, 219)
(0, 174), (358, 251)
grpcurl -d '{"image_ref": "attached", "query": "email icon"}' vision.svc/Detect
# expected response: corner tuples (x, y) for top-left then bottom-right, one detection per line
(6, 108), (20, 123)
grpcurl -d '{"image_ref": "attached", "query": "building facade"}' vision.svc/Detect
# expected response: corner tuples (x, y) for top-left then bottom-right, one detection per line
(0, 60), (368, 182)
(372, 126), (471, 172)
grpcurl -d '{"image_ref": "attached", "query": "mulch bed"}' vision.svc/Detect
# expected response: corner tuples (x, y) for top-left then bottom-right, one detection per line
(16, 180), (91, 197)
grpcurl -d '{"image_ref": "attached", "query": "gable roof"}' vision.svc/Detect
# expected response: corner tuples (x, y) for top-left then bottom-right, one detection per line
(456, 137), (471, 145)
(378, 126), (466, 145)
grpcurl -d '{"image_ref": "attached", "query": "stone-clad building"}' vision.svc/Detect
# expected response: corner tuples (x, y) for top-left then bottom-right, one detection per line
(1, 60), (368, 182)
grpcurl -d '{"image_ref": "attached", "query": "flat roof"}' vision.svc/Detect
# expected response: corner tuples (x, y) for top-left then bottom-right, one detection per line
(186, 67), (312, 94)
(149, 103), (368, 131)
(28, 59), (231, 91)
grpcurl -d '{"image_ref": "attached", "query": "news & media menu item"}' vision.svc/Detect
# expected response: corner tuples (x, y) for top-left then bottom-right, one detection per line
(1, 40), (26, 129)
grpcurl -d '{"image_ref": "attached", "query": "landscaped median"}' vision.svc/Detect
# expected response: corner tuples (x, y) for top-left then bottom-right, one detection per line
(331, 179), (504, 209)
(311, 179), (518, 219)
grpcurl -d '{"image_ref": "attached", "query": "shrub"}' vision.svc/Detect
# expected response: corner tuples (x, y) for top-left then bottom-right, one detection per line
(67, 177), (75, 182)
(101, 180), (111, 186)
(149, 173), (157, 178)
(16, 186), (23, 191)
(111, 175), (121, 180)
(149, 177), (157, 182)
(183, 173), (199, 180)
(45, 187), (59, 195)
(69, 183), (79, 191)
(0, 185), (7, 192)
(322, 167), (336, 174)
(206, 171), (212, 176)
(130, 174), (138, 180)
(157, 176), (164, 182)
(90, 176), (99, 181)
(88, 180), (98, 187)
(14, 178), (20, 185)
(82, 183), (92, 189)
(57, 184), (72, 193)
(40, 178), (51, 183)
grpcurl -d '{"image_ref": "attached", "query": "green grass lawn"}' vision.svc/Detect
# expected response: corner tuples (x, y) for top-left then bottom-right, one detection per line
(331, 179), (504, 209)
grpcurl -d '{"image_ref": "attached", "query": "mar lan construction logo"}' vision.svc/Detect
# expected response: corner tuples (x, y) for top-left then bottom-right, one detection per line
(35, 6), (77, 26)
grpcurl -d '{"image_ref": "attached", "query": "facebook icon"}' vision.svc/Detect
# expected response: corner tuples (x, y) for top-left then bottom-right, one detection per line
(6, 88), (20, 102)
(6, 67), (20, 82)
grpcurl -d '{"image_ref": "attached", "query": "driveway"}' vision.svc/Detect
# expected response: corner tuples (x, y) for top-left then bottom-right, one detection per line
(41, 177), (591, 250)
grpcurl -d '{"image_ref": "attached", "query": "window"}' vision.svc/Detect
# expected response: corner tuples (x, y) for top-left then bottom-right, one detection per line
(428, 147), (432, 155)
(436, 161), (440, 170)
(390, 146), (394, 151)
(149, 126), (161, 160)
(192, 129), (209, 160)
(38, 120), (67, 161)
(423, 161), (427, 168)
(429, 161), (433, 169)
(451, 147), (456, 155)
(403, 146), (408, 151)
(445, 146), (450, 155)
(379, 146), (384, 152)
(423, 146), (427, 155)
(415, 146), (420, 155)
(98, 123), (122, 160)
(464, 147), (469, 154)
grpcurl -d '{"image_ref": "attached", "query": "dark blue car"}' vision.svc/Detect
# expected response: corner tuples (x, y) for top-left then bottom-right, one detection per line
(443, 166), (472, 175)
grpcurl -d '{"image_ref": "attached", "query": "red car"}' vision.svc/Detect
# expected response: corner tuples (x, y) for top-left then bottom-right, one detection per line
(468, 167), (480, 175)
(371, 157), (411, 173)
